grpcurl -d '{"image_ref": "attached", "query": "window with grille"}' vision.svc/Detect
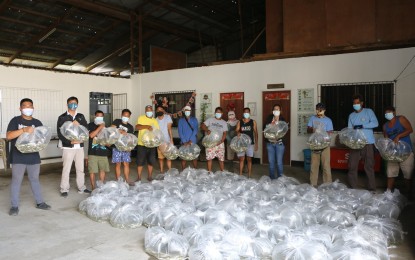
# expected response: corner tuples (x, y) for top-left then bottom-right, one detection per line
(319, 82), (395, 132)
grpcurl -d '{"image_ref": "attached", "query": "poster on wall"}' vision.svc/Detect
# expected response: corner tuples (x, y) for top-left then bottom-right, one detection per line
(297, 88), (314, 112)
(297, 113), (314, 136)
(200, 93), (212, 122)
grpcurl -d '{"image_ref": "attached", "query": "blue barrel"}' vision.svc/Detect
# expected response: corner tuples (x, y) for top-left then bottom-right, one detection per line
(303, 149), (311, 171)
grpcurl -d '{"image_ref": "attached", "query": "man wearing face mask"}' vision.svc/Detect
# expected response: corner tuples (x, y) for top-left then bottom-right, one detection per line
(6, 98), (51, 216)
(226, 111), (238, 168)
(235, 107), (258, 178)
(201, 107), (228, 172)
(178, 106), (199, 169)
(87, 110), (110, 190)
(135, 105), (160, 182)
(383, 106), (414, 198)
(347, 94), (379, 191)
(111, 109), (134, 183)
(307, 103), (333, 187)
(57, 96), (90, 197)
(156, 105), (174, 173)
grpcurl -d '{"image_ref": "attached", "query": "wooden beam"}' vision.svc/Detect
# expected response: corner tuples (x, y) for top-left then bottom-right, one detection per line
(58, 0), (130, 21)
(0, 0), (11, 13)
(138, 15), (143, 73)
(50, 20), (123, 68)
(84, 43), (130, 72)
(241, 27), (265, 59)
(193, 0), (238, 19)
(142, 0), (174, 19)
(130, 13), (135, 75)
(7, 8), (75, 63)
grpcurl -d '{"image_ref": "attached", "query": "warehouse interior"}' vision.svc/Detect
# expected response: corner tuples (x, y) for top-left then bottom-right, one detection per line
(1, 0), (415, 259)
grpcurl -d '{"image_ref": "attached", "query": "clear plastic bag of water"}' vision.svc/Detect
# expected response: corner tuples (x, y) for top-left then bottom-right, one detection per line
(16, 126), (52, 153)
(60, 121), (89, 142)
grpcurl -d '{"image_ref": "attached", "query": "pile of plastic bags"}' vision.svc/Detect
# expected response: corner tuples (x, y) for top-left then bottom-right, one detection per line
(307, 122), (331, 151)
(264, 121), (289, 142)
(375, 137), (412, 162)
(230, 134), (252, 153)
(178, 144), (201, 161)
(142, 129), (163, 148)
(339, 128), (368, 149)
(202, 130), (221, 148)
(78, 171), (407, 260)
(115, 133), (138, 151)
(60, 121), (89, 142)
(16, 126), (52, 153)
(96, 127), (120, 146)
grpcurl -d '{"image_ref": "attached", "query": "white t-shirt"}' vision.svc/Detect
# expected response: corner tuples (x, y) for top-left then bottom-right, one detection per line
(204, 117), (228, 135)
(157, 115), (173, 143)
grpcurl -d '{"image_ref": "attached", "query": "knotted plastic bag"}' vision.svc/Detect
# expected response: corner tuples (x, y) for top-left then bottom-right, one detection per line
(376, 138), (411, 162)
(96, 127), (120, 146)
(178, 144), (201, 161)
(339, 128), (368, 149)
(142, 129), (163, 148)
(307, 121), (331, 151)
(264, 121), (289, 141)
(60, 121), (89, 142)
(109, 203), (143, 229)
(115, 133), (137, 151)
(230, 134), (252, 153)
(16, 126), (52, 153)
(202, 130), (221, 148)
(159, 142), (179, 160)
(145, 226), (189, 259)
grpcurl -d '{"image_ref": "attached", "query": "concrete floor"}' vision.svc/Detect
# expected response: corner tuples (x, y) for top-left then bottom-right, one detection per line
(0, 159), (414, 260)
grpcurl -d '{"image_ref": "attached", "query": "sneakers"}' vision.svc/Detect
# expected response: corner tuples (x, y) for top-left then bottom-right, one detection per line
(78, 189), (91, 194)
(61, 192), (68, 197)
(9, 207), (19, 216)
(36, 202), (51, 210)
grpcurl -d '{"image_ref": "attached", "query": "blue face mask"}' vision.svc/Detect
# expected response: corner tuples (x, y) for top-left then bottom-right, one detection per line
(121, 116), (129, 123)
(243, 113), (250, 119)
(353, 104), (361, 111)
(146, 111), (153, 118)
(215, 113), (222, 119)
(68, 103), (78, 110)
(184, 111), (191, 117)
(385, 112), (394, 121)
(94, 117), (104, 125)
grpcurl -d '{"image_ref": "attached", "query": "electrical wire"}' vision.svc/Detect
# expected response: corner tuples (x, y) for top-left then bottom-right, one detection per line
(394, 54), (415, 82)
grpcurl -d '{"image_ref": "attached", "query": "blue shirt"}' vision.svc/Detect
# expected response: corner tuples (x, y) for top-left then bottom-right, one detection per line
(307, 115), (333, 132)
(348, 108), (378, 144)
(178, 117), (199, 144)
(384, 116), (413, 150)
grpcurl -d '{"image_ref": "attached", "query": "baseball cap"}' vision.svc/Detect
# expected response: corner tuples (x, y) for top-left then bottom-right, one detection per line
(184, 106), (191, 111)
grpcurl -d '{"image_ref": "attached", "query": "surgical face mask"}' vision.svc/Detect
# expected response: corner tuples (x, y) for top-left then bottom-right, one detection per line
(146, 111), (153, 118)
(184, 111), (191, 117)
(22, 108), (34, 117)
(68, 103), (78, 110)
(385, 112), (394, 121)
(156, 111), (164, 117)
(243, 113), (250, 119)
(121, 116), (129, 123)
(353, 104), (361, 111)
(273, 110), (281, 116)
(215, 113), (222, 119)
(94, 117), (104, 125)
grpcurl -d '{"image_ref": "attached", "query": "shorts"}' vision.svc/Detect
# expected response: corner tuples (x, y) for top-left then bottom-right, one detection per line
(386, 152), (414, 179)
(136, 145), (156, 166)
(157, 147), (165, 159)
(237, 144), (254, 158)
(112, 148), (131, 163)
(206, 143), (225, 161)
(226, 144), (236, 160)
(88, 155), (110, 173)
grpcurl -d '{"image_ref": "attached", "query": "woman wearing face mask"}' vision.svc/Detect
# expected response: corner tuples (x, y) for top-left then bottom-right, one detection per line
(264, 104), (286, 179)
(155, 105), (174, 173)
(383, 106), (414, 198)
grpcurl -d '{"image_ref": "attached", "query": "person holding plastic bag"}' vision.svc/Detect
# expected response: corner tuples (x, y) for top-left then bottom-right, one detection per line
(226, 110), (238, 164)
(111, 109), (134, 183)
(201, 107), (227, 172)
(6, 98), (51, 216)
(87, 110), (111, 190)
(307, 103), (333, 187)
(135, 105), (160, 182)
(57, 96), (90, 197)
(178, 106), (199, 169)
(383, 106), (414, 197)
(347, 94), (379, 191)
(156, 105), (174, 173)
(235, 107), (258, 178)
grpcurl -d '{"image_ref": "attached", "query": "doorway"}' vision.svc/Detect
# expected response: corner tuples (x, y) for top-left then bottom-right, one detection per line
(89, 92), (113, 126)
(262, 91), (291, 165)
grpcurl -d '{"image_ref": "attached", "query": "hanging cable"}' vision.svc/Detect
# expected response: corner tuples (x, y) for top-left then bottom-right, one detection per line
(394, 54), (415, 82)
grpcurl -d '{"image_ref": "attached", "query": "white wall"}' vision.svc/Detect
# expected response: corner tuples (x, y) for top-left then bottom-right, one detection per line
(131, 47), (415, 162)
(0, 66), (131, 168)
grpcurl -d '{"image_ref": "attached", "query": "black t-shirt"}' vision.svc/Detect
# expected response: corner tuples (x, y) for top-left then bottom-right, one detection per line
(7, 116), (42, 164)
(239, 119), (255, 144)
(112, 119), (134, 134)
(88, 122), (110, 156)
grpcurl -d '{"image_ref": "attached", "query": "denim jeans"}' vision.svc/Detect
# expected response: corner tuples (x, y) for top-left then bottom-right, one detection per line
(267, 142), (285, 179)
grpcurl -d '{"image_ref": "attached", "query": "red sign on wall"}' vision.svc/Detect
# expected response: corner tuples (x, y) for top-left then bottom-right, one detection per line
(264, 92), (290, 100)
(221, 93), (244, 100)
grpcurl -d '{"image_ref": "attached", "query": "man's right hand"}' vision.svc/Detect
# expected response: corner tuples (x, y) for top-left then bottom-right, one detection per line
(73, 120), (80, 126)
(24, 126), (34, 134)
(148, 125), (153, 131)
(353, 125), (363, 129)
(71, 140), (81, 144)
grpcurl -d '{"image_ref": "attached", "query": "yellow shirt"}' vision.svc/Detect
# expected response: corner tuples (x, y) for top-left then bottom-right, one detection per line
(136, 115), (160, 146)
